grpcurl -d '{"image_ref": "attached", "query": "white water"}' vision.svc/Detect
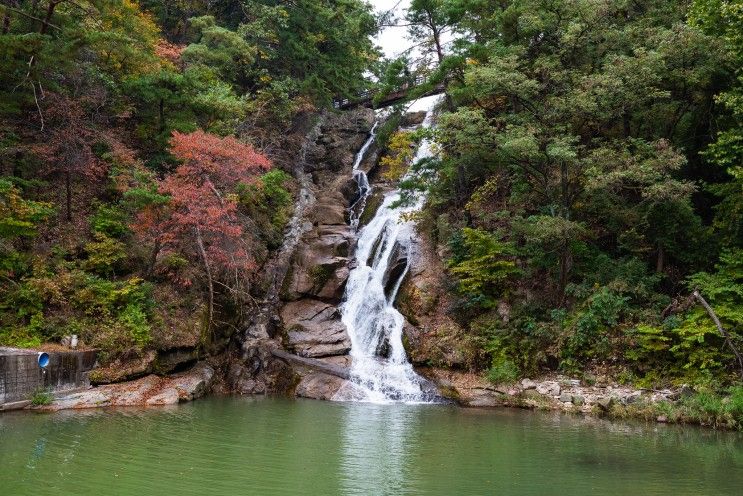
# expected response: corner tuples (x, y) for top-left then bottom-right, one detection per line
(349, 121), (378, 229)
(334, 95), (442, 404)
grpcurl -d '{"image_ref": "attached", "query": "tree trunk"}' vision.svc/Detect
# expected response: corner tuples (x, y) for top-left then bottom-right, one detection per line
(656, 242), (664, 274)
(1, 11), (10, 35)
(39, 0), (57, 35)
(623, 110), (631, 138)
(145, 239), (160, 278)
(558, 241), (570, 306)
(65, 171), (72, 221)
(158, 97), (165, 134)
(195, 226), (214, 335)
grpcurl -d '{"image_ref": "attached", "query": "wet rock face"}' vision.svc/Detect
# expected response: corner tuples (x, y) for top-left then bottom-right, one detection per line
(382, 240), (408, 299)
(306, 108), (376, 174)
(228, 341), (296, 395)
(280, 300), (351, 358)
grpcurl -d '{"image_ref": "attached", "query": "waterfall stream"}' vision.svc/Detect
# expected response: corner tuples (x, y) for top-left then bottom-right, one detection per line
(333, 95), (443, 404)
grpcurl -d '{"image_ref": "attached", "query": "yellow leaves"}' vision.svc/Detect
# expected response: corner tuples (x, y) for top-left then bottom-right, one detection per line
(380, 131), (415, 181)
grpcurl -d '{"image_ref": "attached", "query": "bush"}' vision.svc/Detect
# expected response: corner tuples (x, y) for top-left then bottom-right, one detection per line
(90, 204), (129, 238)
(30, 389), (53, 406)
(487, 356), (520, 384)
(448, 228), (519, 309)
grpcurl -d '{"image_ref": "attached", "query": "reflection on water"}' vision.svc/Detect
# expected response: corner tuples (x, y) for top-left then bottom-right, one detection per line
(0, 397), (742, 495)
(340, 403), (413, 494)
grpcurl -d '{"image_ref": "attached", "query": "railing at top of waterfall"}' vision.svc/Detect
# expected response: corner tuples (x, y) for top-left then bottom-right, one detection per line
(332, 75), (445, 110)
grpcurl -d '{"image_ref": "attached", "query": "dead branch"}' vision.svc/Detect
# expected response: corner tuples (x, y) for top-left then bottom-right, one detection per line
(693, 289), (743, 380)
(0, 4), (61, 30)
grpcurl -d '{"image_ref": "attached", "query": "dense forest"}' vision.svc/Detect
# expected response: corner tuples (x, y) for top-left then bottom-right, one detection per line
(384, 0), (743, 390)
(1, 0), (742, 396)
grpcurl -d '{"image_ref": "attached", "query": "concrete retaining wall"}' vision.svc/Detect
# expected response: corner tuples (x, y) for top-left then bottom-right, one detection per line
(0, 348), (97, 405)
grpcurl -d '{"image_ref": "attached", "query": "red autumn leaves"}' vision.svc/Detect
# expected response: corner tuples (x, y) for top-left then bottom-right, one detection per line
(136, 130), (271, 279)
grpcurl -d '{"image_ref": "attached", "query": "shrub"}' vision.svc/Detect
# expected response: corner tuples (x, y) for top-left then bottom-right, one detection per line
(487, 356), (520, 384)
(91, 204), (130, 238)
(448, 228), (519, 309)
(84, 233), (127, 275)
(30, 389), (53, 406)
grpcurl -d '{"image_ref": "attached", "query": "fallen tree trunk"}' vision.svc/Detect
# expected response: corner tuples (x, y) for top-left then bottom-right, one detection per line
(270, 349), (350, 380)
(693, 289), (743, 380)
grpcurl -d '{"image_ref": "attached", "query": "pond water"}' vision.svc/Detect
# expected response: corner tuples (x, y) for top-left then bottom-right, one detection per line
(1, 397), (742, 495)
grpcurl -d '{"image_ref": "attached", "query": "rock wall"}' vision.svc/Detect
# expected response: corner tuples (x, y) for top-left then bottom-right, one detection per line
(227, 108), (375, 398)
(396, 228), (484, 370)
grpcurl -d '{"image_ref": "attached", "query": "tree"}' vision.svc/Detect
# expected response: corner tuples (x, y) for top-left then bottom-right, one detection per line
(241, 0), (378, 103)
(405, 0), (452, 66)
(134, 130), (270, 330)
(690, 0), (743, 248)
(33, 93), (108, 222)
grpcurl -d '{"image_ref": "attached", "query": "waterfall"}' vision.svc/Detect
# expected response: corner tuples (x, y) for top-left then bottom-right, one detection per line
(349, 121), (377, 229)
(334, 95), (443, 404)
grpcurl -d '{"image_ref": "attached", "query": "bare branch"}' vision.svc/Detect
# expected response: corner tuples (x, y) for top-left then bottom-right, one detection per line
(693, 289), (743, 380)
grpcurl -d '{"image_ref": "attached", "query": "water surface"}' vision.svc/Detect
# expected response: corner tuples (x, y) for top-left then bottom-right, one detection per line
(1, 397), (741, 495)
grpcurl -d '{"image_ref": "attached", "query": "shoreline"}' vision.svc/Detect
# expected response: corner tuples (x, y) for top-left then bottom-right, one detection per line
(6, 361), (741, 432)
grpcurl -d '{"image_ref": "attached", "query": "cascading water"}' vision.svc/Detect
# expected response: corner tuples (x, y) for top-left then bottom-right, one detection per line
(349, 121), (377, 229)
(334, 95), (443, 404)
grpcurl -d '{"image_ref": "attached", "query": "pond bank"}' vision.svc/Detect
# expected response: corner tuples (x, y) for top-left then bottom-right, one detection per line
(12, 358), (741, 431)
(422, 367), (743, 430)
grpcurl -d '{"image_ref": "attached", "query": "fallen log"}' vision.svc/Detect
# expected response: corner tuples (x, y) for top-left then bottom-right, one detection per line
(270, 349), (350, 380)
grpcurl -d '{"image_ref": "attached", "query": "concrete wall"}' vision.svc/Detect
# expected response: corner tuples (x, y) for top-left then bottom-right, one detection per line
(0, 348), (97, 405)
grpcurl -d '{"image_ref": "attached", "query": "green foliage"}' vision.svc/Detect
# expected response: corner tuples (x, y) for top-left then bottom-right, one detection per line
(448, 228), (518, 309)
(237, 170), (293, 249)
(487, 355), (520, 385)
(91, 204), (129, 238)
(0, 179), (53, 239)
(30, 389), (54, 406)
(118, 303), (151, 346)
(84, 233), (127, 275)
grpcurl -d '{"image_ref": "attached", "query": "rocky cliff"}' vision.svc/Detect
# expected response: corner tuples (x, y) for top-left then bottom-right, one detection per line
(226, 107), (376, 398)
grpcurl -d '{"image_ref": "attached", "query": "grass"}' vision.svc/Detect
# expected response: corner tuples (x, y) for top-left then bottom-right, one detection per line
(608, 386), (743, 430)
(30, 389), (54, 406)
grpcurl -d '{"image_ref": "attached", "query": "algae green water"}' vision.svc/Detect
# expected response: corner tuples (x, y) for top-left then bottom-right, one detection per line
(1, 397), (742, 495)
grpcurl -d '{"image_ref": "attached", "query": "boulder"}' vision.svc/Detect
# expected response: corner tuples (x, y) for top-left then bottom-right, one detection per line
(89, 349), (157, 384)
(282, 224), (354, 302)
(536, 381), (561, 396)
(521, 378), (537, 390)
(152, 347), (198, 374)
(400, 111), (427, 127)
(280, 300), (351, 357)
(36, 363), (215, 411)
(382, 240), (409, 299)
(597, 396), (615, 410)
(295, 372), (348, 400)
(281, 204), (358, 303)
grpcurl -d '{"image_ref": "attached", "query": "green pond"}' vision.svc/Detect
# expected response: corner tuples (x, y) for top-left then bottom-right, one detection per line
(1, 397), (742, 495)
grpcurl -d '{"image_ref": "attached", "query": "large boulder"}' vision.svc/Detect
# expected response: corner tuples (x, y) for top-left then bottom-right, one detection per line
(227, 340), (296, 395)
(382, 240), (409, 298)
(282, 227), (354, 302)
(295, 372), (349, 400)
(280, 300), (351, 358)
